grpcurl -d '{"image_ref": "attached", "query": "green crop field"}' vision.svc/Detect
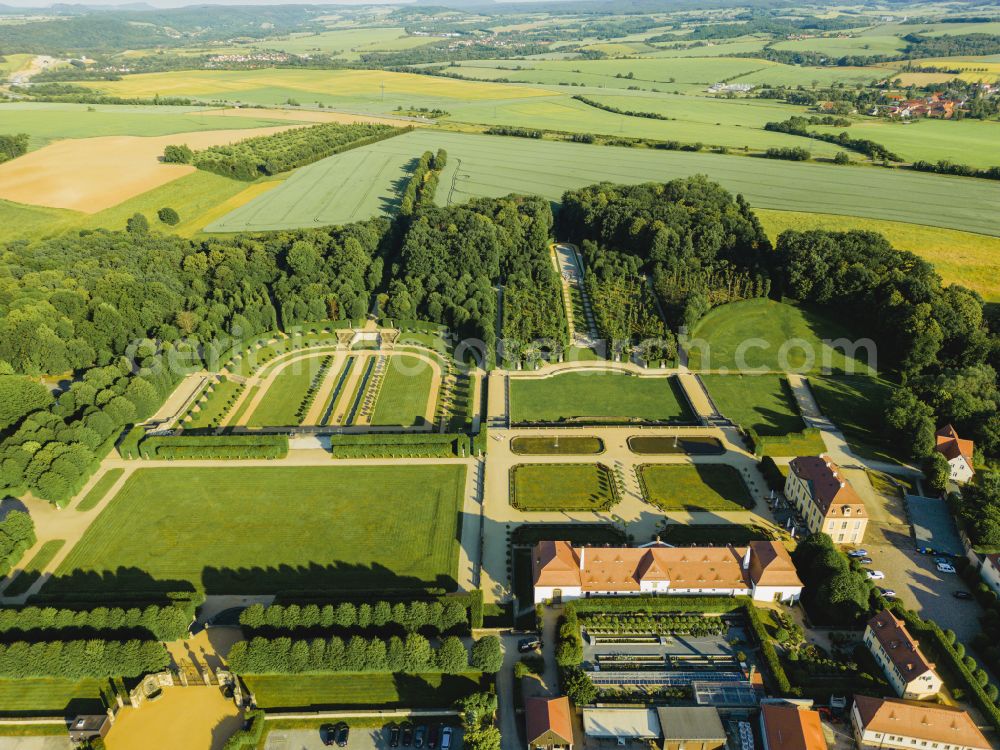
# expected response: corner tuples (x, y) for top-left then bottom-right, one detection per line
(770, 34), (907, 56)
(207, 130), (1000, 236)
(445, 94), (844, 157)
(511, 463), (616, 510)
(205, 138), (415, 231)
(371, 354), (437, 427)
(640, 464), (755, 511)
(810, 118), (1000, 168)
(254, 27), (436, 58)
(0, 102), (293, 150)
(688, 299), (877, 374)
(245, 672), (484, 710)
(0, 677), (105, 716)
(510, 371), (691, 423)
(756, 209), (1000, 302)
(247, 354), (334, 426)
(701, 374), (805, 435)
(53, 465), (466, 594)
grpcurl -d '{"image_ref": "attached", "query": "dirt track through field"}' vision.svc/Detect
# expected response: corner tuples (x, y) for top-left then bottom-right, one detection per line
(0, 126), (295, 213)
(202, 106), (417, 127)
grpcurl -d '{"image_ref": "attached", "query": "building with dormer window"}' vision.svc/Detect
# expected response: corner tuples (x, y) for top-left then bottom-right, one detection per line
(785, 455), (868, 544)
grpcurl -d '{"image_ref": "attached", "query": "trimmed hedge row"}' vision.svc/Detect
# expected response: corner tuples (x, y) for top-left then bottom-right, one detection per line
(139, 434), (288, 460)
(223, 709), (265, 750)
(744, 603), (793, 695)
(329, 433), (464, 458)
(0, 602), (194, 641)
(571, 595), (747, 615)
(240, 599), (469, 634)
(0, 638), (170, 679)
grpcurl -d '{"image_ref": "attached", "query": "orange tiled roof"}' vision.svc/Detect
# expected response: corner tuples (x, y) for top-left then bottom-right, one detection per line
(525, 696), (573, 746)
(761, 704), (828, 750)
(853, 695), (989, 748)
(935, 424), (974, 463)
(866, 609), (937, 682)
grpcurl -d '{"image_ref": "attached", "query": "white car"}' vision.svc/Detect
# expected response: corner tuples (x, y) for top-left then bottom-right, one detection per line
(866, 570), (885, 580)
(936, 562), (957, 574)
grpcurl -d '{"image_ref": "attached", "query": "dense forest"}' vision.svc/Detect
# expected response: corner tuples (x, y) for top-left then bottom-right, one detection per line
(167, 123), (405, 181)
(558, 177), (773, 331)
(0, 218), (390, 504)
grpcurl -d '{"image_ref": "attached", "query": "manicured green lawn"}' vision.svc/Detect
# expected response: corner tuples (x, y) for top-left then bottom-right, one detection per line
(244, 672), (484, 710)
(510, 372), (691, 423)
(54, 465), (466, 595)
(1, 539), (65, 597)
(371, 354), (436, 427)
(75, 468), (124, 512)
(701, 374), (804, 435)
(0, 677), (105, 716)
(511, 463), (617, 510)
(809, 374), (902, 463)
(185, 377), (242, 429)
(247, 354), (333, 426)
(511, 436), (604, 455)
(688, 299), (876, 374)
(639, 464), (755, 511)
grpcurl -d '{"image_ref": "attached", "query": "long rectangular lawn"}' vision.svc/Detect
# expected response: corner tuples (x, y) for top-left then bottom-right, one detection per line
(510, 372), (691, 423)
(640, 464), (755, 511)
(701, 374), (804, 435)
(245, 672), (484, 710)
(54, 465), (466, 594)
(371, 354), (436, 427)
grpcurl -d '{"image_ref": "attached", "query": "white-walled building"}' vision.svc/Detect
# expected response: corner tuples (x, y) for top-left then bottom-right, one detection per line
(980, 553), (1000, 597)
(863, 609), (943, 700)
(531, 540), (802, 604)
(935, 424), (975, 484)
(785, 455), (868, 544)
(851, 695), (990, 750)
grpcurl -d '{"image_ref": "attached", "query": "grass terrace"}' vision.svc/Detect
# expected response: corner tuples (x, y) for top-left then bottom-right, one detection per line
(510, 372), (691, 424)
(53, 465), (466, 595)
(701, 375), (804, 435)
(808, 374), (900, 463)
(0, 677), (105, 717)
(371, 353), (437, 428)
(639, 464), (755, 512)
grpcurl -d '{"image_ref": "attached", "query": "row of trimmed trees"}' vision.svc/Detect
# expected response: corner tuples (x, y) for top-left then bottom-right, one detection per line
(239, 599), (469, 634)
(0, 602), (193, 641)
(0, 639), (169, 679)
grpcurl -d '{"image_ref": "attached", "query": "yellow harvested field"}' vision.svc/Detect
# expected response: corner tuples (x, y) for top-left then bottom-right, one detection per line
(202, 106), (418, 127)
(106, 686), (242, 750)
(81, 68), (553, 101)
(180, 179), (283, 236)
(756, 208), (1000, 301)
(0, 126), (293, 213)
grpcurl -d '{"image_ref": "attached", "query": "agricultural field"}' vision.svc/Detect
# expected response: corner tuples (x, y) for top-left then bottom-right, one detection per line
(53, 465), (466, 594)
(511, 463), (616, 510)
(639, 464), (755, 511)
(370, 354), (438, 428)
(0, 124), (295, 213)
(701, 374), (805, 435)
(756, 209), (1000, 302)
(255, 27), (437, 59)
(770, 34), (907, 56)
(78, 68), (553, 113)
(245, 672), (484, 710)
(0, 102), (295, 150)
(206, 129), (1000, 236)
(687, 299), (878, 374)
(509, 371), (690, 424)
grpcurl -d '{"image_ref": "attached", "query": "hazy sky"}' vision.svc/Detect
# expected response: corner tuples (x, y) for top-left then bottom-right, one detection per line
(7, 0), (411, 8)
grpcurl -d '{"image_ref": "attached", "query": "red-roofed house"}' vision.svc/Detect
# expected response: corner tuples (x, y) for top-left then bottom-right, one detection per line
(935, 425), (975, 484)
(864, 609), (942, 699)
(785, 455), (868, 544)
(759, 704), (828, 750)
(851, 695), (990, 750)
(525, 696), (573, 750)
(531, 541), (802, 604)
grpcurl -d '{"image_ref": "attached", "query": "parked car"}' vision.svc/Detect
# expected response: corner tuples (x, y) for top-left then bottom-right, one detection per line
(402, 723), (414, 747)
(414, 725), (427, 749)
(335, 723), (350, 748)
(934, 556), (953, 565)
(322, 724), (337, 747)
(440, 727), (453, 750)
(917, 546), (935, 555)
(847, 549), (869, 558)
(518, 637), (541, 653)
(952, 591), (973, 600)
(879, 588), (897, 598)
(866, 570), (885, 580)
(389, 724), (401, 748)
(858, 557), (874, 565)
(936, 562), (957, 574)
(428, 725), (440, 750)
